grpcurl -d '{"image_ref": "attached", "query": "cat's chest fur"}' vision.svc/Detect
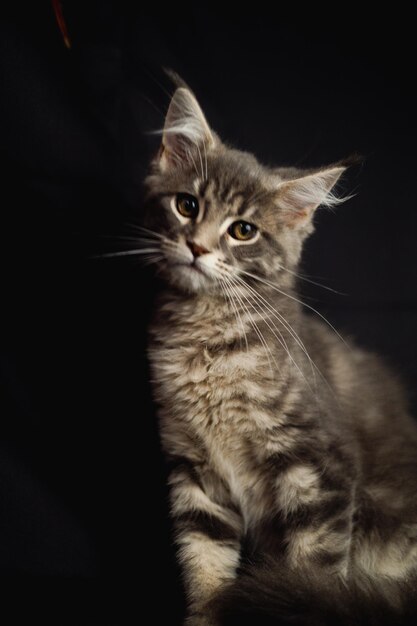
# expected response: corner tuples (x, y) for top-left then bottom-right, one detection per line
(149, 294), (294, 521)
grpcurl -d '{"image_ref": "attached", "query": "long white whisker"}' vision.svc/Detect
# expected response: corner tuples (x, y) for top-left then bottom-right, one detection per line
(228, 273), (316, 385)
(231, 277), (314, 384)
(237, 268), (349, 349)
(99, 234), (160, 243)
(141, 255), (165, 267)
(92, 248), (161, 259)
(220, 264), (337, 403)
(108, 237), (165, 249)
(232, 272), (339, 397)
(278, 264), (347, 296)
(217, 264), (319, 392)
(230, 272), (311, 361)
(222, 275), (277, 373)
(235, 277), (324, 398)
(233, 280), (288, 374)
(120, 226), (184, 257)
(218, 275), (248, 352)
(221, 265), (311, 357)
(124, 224), (169, 241)
(224, 279), (272, 367)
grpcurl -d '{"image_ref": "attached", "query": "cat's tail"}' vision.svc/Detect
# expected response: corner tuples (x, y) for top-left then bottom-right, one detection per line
(211, 560), (417, 626)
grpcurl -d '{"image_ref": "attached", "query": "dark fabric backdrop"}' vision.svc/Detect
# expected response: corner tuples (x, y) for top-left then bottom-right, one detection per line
(1, 2), (416, 624)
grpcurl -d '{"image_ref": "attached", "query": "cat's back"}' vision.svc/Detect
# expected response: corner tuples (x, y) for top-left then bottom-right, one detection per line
(303, 315), (417, 496)
(301, 315), (414, 431)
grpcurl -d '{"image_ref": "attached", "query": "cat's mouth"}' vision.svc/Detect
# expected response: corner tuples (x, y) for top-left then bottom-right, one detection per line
(170, 260), (215, 291)
(174, 261), (207, 276)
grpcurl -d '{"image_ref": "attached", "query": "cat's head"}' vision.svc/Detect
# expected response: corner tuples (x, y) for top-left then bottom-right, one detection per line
(144, 87), (348, 295)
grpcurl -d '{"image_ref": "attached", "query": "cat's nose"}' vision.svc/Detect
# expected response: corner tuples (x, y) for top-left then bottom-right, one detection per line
(186, 240), (209, 258)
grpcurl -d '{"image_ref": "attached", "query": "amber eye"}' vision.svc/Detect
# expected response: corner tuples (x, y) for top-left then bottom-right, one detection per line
(176, 193), (199, 219)
(228, 221), (258, 241)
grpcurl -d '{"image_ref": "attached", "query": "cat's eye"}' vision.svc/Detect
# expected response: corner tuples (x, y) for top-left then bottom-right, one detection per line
(176, 193), (199, 219)
(228, 221), (258, 241)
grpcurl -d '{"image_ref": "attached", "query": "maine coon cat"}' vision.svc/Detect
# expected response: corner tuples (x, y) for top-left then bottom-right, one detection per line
(143, 85), (417, 625)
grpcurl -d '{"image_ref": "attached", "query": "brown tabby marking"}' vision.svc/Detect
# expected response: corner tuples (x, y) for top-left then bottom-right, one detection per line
(142, 86), (417, 625)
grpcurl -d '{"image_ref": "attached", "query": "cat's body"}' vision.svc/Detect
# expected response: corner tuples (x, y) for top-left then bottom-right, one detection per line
(144, 85), (417, 624)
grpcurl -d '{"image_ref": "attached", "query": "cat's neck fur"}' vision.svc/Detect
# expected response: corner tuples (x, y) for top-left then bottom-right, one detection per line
(155, 282), (302, 354)
(150, 284), (322, 442)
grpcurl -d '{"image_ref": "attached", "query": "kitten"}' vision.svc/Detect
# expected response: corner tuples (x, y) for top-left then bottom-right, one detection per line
(144, 85), (417, 625)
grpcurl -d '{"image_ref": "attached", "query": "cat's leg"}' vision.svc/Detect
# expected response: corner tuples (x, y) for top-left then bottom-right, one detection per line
(169, 460), (243, 626)
(285, 500), (354, 576)
(272, 458), (356, 576)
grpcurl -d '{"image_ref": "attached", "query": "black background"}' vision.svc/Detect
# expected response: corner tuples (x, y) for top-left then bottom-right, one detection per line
(1, 2), (416, 624)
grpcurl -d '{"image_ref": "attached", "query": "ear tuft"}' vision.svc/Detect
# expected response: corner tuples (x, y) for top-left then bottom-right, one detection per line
(338, 153), (364, 168)
(276, 166), (348, 228)
(160, 88), (215, 171)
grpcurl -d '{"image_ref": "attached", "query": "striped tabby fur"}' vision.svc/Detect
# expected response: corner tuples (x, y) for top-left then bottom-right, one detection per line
(144, 86), (417, 625)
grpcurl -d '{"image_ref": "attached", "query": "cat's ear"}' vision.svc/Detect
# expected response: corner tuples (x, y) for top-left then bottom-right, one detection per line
(159, 88), (216, 171)
(276, 166), (347, 228)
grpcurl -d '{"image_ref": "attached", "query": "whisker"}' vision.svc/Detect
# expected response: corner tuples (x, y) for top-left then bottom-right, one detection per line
(228, 274), (321, 397)
(141, 255), (165, 267)
(92, 248), (161, 259)
(233, 273), (337, 396)
(221, 274), (277, 373)
(231, 280), (287, 374)
(123, 224), (168, 241)
(236, 267), (349, 350)
(229, 271), (312, 361)
(99, 235), (164, 247)
(218, 274), (248, 352)
(278, 264), (347, 296)
(226, 273), (317, 385)
(218, 263), (336, 403)
(120, 225), (182, 255)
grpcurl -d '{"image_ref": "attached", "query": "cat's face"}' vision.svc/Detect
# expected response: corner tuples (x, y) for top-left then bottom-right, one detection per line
(144, 87), (346, 295)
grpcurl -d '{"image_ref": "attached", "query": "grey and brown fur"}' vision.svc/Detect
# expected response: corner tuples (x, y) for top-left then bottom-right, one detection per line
(143, 85), (417, 625)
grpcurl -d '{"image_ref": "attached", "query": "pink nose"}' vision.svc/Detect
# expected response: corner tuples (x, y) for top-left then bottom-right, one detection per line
(186, 241), (209, 258)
